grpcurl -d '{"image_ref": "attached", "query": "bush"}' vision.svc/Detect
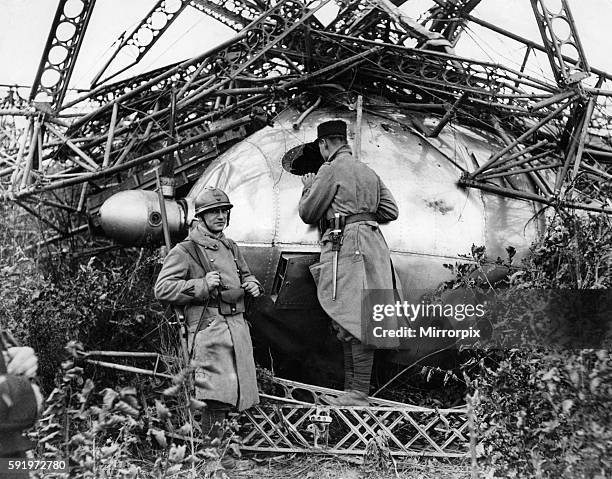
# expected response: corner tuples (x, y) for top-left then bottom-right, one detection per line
(469, 348), (611, 478)
(461, 213), (612, 478)
(0, 201), (165, 391)
(0, 250), (166, 391)
(35, 342), (242, 478)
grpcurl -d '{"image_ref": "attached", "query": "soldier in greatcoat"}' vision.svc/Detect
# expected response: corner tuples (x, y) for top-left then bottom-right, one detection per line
(298, 120), (401, 406)
(154, 187), (261, 433)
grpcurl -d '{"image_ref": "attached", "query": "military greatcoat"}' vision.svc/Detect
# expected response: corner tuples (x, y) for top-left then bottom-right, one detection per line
(154, 222), (260, 411)
(299, 145), (401, 348)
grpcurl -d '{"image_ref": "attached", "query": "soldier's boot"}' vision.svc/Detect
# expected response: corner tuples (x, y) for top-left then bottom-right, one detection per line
(333, 322), (354, 343)
(322, 342), (353, 404)
(324, 341), (373, 406)
(201, 402), (237, 470)
(342, 342), (354, 391)
(325, 389), (370, 407)
(350, 341), (374, 397)
(220, 455), (237, 470)
(201, 409), (227, 440)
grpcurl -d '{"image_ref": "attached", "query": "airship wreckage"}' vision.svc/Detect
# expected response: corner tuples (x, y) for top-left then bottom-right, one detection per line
(1, 0), (611, 457)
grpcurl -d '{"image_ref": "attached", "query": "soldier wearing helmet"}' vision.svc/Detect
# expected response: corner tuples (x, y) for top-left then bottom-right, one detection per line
(154, 186), (262, 439)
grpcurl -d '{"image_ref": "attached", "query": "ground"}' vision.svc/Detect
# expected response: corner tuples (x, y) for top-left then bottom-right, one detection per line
(227, 455), (470, 479)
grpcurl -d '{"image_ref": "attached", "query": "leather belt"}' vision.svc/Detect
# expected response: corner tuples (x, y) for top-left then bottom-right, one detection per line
(324, 212), (377, 231)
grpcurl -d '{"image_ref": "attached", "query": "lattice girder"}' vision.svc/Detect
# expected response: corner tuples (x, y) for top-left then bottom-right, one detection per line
(189, 0), (263, 31)
(530, 0), (590, 87)
(2, 0), (610, 223)
(422, 0), (483, 45)
(240, 377), (468, 458)
(29, 0), (97, 108)
(91, 0), (190, 87)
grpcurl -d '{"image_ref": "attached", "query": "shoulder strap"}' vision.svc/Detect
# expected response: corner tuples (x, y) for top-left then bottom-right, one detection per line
(176, 242), (214, 359)
(225, 239), (244, 277)
(180, 238), (240, 275)
(178, 240), (213, 274)
(226, 239), (239, 259)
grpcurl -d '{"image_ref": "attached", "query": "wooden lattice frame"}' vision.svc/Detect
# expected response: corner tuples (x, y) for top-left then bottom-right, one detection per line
(239, 378), (469, 458)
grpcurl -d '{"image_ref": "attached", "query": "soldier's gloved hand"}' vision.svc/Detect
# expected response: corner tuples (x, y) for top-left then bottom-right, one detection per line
(205, 271), (221, 290)
(301, 173), (316, 188)
(242, 281), (261, 298)
(6, 346), (38, 378)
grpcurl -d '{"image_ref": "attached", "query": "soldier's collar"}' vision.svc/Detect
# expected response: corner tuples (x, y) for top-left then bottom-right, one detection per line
(328, 144), (352, 162)
(189, 222), (226, 248)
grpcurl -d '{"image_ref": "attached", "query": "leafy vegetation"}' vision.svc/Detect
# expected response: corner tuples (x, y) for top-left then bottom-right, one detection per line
(448, 213), (612, 478)
(33, 342), (244, 478)
(0, 201), (610, 478)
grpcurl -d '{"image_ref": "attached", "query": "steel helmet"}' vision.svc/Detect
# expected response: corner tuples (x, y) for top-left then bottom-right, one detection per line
(194, 186), (233, 216)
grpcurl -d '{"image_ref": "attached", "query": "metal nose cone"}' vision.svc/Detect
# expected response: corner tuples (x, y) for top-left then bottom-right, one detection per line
(98, 190), (185, 246)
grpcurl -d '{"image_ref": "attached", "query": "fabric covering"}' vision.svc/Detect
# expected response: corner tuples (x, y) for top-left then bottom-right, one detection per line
(155, 223), (260, 411)
(299, 144), (402, 347)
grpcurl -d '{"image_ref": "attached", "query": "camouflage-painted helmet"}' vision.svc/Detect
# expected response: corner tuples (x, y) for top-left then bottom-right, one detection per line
(194, 187), (233, 216)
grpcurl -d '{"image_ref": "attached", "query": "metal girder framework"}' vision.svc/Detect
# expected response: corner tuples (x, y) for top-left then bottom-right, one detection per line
(29, 0), (97, 108)
(459, 0), (611, 214)
(422, 0), (482, 46)
(242, 378), (468, 458)
(463, 11), (612, 137)
(84, 26), (561, 129)
(310, 31), (558, 108)
(529, 0), (590, 86)
(91, 0), (190, 87)
(326, 2), (400, 43)
(0, 87), (28, 110)
(0, 88), (29, 155)
(1, 1), (332, 198)
(189, 0), (262, 31)
(1, 0), (611, 243)
(4, 24), (566, 201)
(90, 0), (268, 88)
(327, 0), (461, 48)
(458, 94), (612, 214)
(86, 121), (251, 214)
(73, 0), (330, 121)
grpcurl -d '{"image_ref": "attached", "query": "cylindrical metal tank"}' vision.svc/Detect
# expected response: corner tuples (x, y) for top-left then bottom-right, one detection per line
(98, 190), (186, 246)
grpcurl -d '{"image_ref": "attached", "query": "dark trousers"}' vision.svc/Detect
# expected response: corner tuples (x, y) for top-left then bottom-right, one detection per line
(201, 400), (232, 438)
(342, 341), (374, 394)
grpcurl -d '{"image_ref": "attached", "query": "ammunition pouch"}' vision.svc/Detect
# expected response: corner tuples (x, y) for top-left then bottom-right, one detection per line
(218, 288), (245, 315)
